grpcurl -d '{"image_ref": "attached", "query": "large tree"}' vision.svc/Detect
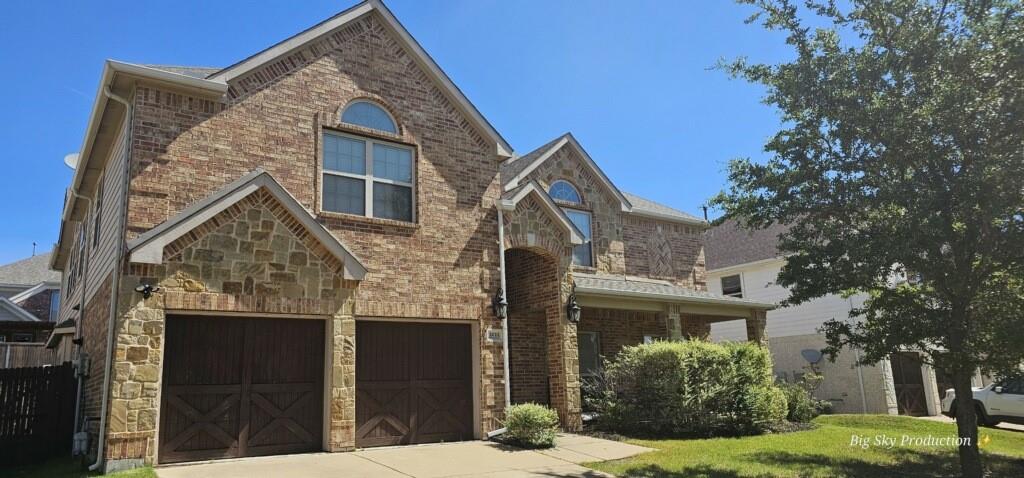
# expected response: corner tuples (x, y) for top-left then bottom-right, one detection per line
(714, 1), (1024, 476)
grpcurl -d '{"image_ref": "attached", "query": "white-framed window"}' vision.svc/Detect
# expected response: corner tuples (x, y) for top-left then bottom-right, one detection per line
(322, 130), (415, 222)
(549, 180), (593, 267)
(549, 180), (582, 204)
(12, 333), (34, 343)
(578, 331), (602, 378)
(341, 101), (398, 134)
(721, 274), (743, 298)
(93, 175), (104, 248)
(49, 291), (60, 322)
(564, 209), (593, 266)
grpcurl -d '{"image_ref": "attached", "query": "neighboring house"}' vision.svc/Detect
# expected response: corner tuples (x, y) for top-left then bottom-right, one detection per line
(0, 252), (61, 343)
(49, 1), (771, 471)
(704, 219), (988, 417)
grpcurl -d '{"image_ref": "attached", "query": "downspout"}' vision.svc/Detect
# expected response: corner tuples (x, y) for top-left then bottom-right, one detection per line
(90, 85), (133, 472)
(487, 205), (512, 438)
(849, 297), (868, 413)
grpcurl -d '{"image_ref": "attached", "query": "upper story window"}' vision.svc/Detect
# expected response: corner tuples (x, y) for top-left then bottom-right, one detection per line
(721, 274), (743, 298)
(322, 131), (414, 222)
(49, 290), (60, 322)
(549, 180), (592, 266)
(93, 176), (104, 248)
(341, 101), (398, 134)
(549, 180), (582, 204)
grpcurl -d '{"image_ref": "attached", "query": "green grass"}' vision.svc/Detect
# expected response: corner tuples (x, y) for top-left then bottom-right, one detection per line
(587, 415), (1024, 477)
(0, 457), (156, 478)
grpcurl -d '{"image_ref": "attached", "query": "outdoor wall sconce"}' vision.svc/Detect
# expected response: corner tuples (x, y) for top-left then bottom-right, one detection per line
(492, 288), (508, 320)
(134, 283), (161, 299)
(566, 292), (581, 323)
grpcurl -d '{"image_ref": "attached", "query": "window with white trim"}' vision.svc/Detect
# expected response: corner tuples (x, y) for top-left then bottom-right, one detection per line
(49, 291), (60, 322)
(93, 176), (104, 248)
(341, 101), (398, 134)
(322, 131), (414, 222)
(549, 180), (581, 204)
(721, 274), (743, 298)
(564, 209), (593, 266)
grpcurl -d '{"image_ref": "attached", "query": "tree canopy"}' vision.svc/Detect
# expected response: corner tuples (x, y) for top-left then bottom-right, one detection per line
(714, 1), (1024, 476)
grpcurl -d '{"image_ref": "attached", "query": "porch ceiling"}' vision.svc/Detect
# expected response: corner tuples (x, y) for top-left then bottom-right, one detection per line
(573, 273), (774, 318)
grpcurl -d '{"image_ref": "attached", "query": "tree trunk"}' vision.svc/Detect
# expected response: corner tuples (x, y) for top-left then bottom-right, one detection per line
(952, 369), (983, 478)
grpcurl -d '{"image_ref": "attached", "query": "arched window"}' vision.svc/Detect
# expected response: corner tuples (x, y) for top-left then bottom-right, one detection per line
(341, 101), (398, 134)
(549, 180), (582, 204)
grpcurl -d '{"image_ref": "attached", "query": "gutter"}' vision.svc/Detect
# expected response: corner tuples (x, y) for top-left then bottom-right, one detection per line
(89, 85), (134, 472)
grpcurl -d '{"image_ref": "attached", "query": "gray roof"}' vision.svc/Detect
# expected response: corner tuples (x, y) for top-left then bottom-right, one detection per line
(704, 218), (790, 271)
(622, 192), (703, 223)
(0, 253), (60, 287)
(573, 272), (774, 309)
(144, 65), (221, 79)
(499, 134), (567, 185)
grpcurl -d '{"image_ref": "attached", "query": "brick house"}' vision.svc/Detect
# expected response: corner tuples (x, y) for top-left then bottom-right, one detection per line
(49, 0), (773, 471)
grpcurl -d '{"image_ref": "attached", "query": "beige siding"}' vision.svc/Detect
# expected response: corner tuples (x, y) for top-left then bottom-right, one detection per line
(83, 118), (128, 303)
(56, 116), (129, 326)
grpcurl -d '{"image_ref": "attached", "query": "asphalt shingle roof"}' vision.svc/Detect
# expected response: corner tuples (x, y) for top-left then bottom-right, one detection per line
(704, 218), (790, 271)
(0, 253), (60, 286)
(573, 272), (774, 308)
(622, 192), (702, 223)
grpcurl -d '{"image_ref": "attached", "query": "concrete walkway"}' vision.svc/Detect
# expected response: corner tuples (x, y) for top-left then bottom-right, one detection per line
(157, 434), (652, 478)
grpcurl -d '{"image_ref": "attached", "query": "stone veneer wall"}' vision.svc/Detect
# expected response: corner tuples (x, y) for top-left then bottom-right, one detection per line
(101, 189), (358, 469)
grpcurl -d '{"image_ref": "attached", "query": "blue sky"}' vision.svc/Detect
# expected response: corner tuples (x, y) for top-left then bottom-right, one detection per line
(0, 0), (792, 265)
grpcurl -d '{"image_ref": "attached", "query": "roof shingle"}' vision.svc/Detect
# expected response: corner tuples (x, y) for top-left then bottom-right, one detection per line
(573, 272), (774, 308)
(0, 253), (60, 287)
(704, 218), (790, 271)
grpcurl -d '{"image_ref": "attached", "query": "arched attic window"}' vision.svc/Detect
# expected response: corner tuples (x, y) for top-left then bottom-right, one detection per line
(549, 180), (582, 204)
(341, 101), (398, 134)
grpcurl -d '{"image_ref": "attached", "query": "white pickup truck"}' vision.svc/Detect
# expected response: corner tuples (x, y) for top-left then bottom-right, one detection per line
(942, 378), (1024, 426)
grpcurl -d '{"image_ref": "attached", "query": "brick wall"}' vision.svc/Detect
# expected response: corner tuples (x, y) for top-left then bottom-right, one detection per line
(16, 289), (56, 322)
(578, 308), (668, 358)
(81, 271), (113, 457)
(505, 248), (558, 405)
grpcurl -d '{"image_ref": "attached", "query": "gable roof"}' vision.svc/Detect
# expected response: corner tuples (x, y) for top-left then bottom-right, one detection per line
(501, 134), (707, 226)
(207, 0), (511, 158)
(501, 133), (632, 211)
(498, 181), (586, 245)
(622, 192), (703, 224)
(704, 218), (791, 271)
(0, 297), (41, 322)
(127, 169), (368, 280)
(8, 282), (60, 304)
(0, 253), (60, 288)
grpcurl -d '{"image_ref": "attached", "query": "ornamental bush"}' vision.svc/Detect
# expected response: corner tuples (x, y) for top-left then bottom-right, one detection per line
(504, 403), (559, 448)
(592, 340), (787, 437)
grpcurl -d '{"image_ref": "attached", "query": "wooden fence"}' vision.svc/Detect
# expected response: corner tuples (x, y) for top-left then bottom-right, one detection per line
(0, 343), (56, 369)
(0, 364), (76, 464)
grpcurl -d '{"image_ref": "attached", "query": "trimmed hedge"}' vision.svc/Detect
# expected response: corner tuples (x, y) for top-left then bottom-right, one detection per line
(591, 340), (787, 437)
(504, 403), (559, 448)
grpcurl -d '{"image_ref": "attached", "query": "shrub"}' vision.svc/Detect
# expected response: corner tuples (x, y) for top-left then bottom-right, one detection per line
(779, 370), (831, 423)
(504, 403), (559, 448)
(593, 340), (787, 437)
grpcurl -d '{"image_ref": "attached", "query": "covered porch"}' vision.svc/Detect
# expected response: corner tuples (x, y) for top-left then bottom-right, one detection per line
(571, 273), (774, 373)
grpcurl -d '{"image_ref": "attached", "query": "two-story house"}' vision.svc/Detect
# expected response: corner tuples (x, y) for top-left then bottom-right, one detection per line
(49, 0), (773, 472)
(705, 219), (992, 418)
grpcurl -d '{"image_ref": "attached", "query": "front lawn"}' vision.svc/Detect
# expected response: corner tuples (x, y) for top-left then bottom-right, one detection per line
(587, 415), (1024, 477)
(0, 457), (156, 478)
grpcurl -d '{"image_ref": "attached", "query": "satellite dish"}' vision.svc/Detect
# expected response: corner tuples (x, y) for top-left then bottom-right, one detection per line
(63, 153), (80, 170)
(801, 349), (823, 364)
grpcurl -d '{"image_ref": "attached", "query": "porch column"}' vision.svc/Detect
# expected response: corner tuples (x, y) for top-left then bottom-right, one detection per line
(745, 309), (768, 346)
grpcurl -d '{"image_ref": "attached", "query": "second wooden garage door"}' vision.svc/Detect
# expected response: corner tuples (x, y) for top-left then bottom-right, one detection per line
(356, 321), (473, 447)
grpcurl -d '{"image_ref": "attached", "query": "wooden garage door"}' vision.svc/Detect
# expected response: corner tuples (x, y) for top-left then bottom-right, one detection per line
(356, 321), (473, 447)
(159, 316), (324, 464)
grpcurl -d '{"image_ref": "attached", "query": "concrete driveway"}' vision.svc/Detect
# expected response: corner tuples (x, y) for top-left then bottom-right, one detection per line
(157, 434), (651, 478)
